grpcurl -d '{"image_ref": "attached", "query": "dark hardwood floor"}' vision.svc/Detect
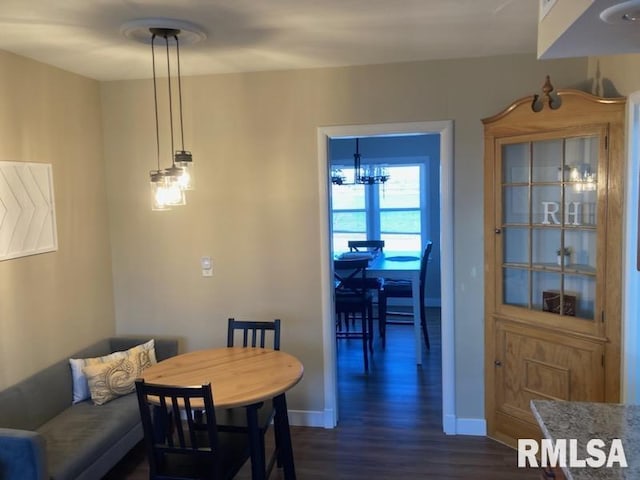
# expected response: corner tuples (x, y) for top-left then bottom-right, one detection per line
(104, 309), (538, 479)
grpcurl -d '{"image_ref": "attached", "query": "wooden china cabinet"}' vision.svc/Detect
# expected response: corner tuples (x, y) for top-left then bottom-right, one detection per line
(483, 77), (625, 447)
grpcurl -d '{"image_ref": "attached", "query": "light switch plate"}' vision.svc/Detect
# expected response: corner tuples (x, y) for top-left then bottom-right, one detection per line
(200, 256), (213, 276)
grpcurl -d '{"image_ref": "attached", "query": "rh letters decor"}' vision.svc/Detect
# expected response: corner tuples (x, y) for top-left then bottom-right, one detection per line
(540, 201), (583, 226)
(0, 161), (57, 261)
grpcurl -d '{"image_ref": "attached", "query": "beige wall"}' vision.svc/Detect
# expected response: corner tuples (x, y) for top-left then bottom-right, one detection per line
(0, 51), (114, 389)
(101, 54), (588, 419)
(588, 54), (640, 96)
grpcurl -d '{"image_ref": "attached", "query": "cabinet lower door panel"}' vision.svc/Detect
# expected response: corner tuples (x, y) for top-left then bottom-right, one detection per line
(493, 320), (604, 442)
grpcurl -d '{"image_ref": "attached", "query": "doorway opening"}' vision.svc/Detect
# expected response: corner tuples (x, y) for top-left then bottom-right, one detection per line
(622, 91), (640, 402)
(317, 121), (455, 431)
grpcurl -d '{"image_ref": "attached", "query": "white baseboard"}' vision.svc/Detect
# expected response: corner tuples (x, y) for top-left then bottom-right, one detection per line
(287, 409), (330, 428)
(289, 409), (485, 436)
(443, 414), (486, 436)
(443, 413), (457, 434)
(455, 417), (487, 436)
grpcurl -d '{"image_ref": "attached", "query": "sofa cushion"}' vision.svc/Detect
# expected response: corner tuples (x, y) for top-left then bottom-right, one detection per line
(37, 394), (140, 480)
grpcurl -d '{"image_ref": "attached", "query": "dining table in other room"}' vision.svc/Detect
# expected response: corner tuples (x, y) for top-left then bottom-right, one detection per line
(368, 251), (423, 364)
(338, 250), (423, 364)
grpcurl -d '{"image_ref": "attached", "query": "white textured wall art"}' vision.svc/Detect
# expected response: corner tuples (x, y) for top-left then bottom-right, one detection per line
(0, 161), (57, 261)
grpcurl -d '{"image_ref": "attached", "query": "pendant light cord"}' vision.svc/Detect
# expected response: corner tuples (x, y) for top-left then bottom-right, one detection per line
(163, 34), (175, 166)
(175, 35), (186, 152)
(151, 34), (161, 171)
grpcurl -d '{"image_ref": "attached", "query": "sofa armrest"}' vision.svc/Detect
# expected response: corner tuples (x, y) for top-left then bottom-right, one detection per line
(0, 428), (47, 480)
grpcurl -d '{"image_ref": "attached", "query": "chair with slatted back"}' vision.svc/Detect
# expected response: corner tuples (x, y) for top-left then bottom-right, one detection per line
(135, 379), (250, 480)
(220, 318), (281, 477)
(334, 258), (374, 372)
(378, 241), (433, 349)
(227, 318), (281, 350)
(345, 240), (385, 331)
(348, 240), (385, 254)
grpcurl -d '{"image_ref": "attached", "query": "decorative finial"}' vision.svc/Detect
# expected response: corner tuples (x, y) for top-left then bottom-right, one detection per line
(541, 76), (553, 102)
(531, 75), (559, 112)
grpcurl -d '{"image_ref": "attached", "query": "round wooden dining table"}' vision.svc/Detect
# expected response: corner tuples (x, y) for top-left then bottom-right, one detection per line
(142, 347), (304, 480)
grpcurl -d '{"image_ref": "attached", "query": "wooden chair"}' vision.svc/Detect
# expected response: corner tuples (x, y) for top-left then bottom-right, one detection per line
(346, 240), (385, 329)
(348, 240), (385, 254)
(219, 318), (281, 477)
(378, 241), (433, 349)
(134, 380), (250, 480)
(334, 258), (374, 372)
(227, 318), (281, 350)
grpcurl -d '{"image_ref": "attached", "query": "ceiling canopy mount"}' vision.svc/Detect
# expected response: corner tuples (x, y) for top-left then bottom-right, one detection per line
(120, 18), (207, 46)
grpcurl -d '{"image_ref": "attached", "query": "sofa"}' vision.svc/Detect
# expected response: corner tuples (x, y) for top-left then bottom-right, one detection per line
(0, 336), (180, 480)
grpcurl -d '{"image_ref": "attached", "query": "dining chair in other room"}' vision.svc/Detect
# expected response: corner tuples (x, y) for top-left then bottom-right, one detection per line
(348, 239), (385, 254)
(135, 379), (250, 480)
(334, 258), (374, 372)
(378, 241), (433, 349)
(227, 318), (281, 350)
(346, 240), (385, 328)
(221, 318), (281, 477)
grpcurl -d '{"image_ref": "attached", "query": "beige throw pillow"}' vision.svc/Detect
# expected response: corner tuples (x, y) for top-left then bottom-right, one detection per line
(71, 339), (157, 404)
(82, 345), (152, 405)
(83, 354), (145, 406)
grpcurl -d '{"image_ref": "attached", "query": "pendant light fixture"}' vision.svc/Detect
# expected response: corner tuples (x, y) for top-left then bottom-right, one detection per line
(331, 138), (389, 186)
(149, 28), (184, 210)
(148, 27), (191, 210)
(122, 18), (205, 211)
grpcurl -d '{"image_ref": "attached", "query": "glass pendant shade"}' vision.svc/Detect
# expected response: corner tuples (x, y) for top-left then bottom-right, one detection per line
(150, 169), (185, 210)
(150, 170), (171, 211)
(163, 166), (187, 205)
(175, 150), (194, 190)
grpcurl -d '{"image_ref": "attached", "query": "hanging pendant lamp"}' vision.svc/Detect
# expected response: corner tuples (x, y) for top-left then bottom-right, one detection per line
(121, 18), (204, 210)
(354, 138), (389, 185)
(149, 27), (185, 210)
(331, 138), (390, 186)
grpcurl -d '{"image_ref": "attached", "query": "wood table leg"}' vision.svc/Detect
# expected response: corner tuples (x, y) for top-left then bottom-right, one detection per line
(273, 393), (296, 480)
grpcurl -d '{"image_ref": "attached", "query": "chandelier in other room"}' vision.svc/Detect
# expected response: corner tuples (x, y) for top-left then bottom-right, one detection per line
(331, 138), (389, 186)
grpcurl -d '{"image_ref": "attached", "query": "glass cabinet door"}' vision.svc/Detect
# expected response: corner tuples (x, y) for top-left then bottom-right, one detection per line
(499, 133), (600, 323)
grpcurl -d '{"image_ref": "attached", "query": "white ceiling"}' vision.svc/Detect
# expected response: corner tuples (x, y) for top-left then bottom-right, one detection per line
(0, 0), (539, 81)
(539, 0), (640, 59)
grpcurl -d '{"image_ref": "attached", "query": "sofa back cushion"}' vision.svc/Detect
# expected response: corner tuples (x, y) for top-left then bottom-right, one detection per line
(0, 337), (179, 431)
(0, 339), (111, 430)
(109, 337), (179, 362)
